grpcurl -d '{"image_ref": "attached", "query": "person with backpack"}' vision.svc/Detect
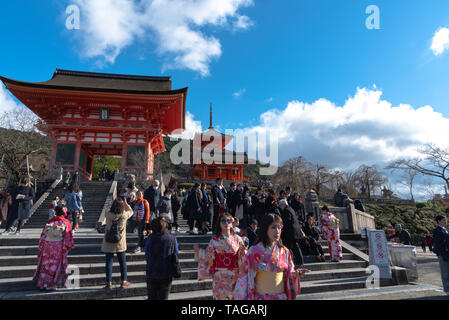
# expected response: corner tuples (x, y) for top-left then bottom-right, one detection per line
(145, 216), (180, 300)
(101, 198), (134, 291)
(156, 189), (174, 227)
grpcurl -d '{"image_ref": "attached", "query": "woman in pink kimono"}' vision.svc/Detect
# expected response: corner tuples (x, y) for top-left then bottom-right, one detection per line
(33, 206), (75, 291)
(233, 214), (308, 300)
(320, 206), (342, 262)
(194, 213), (247, 300)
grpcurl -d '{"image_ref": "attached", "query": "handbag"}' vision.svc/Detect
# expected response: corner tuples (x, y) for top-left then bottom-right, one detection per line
(172, 252), (182, 278)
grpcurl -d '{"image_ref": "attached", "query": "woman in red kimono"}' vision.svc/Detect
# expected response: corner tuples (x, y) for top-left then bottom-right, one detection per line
(233, 213), (309, 300)
(33, 206), (75, 291)
(320, 206), (342, 262)
(194, 213), (247, 300)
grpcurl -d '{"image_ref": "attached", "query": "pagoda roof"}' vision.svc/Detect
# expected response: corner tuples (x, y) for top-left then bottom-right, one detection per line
(0, 69), (188, 133)
(0, 69), (185, 95)
(193, 148), (249, 165)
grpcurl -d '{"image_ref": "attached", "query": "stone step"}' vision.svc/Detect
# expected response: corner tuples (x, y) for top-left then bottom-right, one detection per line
(0, 259), (198, 279)
(0, 234), (211, 247)
(111, 277), (379, 301)
(0, 241), (333, 258)
(2, 276), (374, 300)
(0, 268), (200, 292)
(0, 250), (350, 268)
(1, 279), (214, 300)
(0, 250), (196, 266)
(0, 242), (210, 256)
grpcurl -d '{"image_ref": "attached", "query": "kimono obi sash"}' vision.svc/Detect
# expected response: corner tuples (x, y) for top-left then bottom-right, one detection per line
(44, 223), (66, 242)
(255, 271), (284, 295)
(214, 252), (238, 270)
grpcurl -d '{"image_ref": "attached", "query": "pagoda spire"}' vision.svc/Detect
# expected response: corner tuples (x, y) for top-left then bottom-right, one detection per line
(209, 102), (213, 129)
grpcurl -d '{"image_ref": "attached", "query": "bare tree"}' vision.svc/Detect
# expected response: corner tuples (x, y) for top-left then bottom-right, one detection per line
(387, 166), (418, 201)
(305, 163), (334, 196)
(354, 165), (388, 199)
(0, 108), (48, 184)
(387, 144), (449, 191)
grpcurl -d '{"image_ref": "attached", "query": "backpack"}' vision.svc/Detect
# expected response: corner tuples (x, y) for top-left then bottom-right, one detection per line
(105, 218), (123, 243)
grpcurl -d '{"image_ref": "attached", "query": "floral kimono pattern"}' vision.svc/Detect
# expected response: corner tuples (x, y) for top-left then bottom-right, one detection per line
(198, 234), (246, 300)
(233, 242), (300, 300)
(321, 212), (342, 261)
(33, 217), (75, 289)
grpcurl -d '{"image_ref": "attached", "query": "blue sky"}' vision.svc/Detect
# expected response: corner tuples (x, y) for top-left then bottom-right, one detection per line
(1, 1), (449, 189)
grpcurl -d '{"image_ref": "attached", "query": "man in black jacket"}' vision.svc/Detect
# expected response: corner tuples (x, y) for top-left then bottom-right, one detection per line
(251, 188), (266, 224)
(246, 219), (258, 248)
(278, 199), (304, 267)
(388, 224), (412, 245)
(144, 180), (161, 217)
(227, 183), (237, 217)
(211, 178), (226, 232)
(432, 215), (449, 295)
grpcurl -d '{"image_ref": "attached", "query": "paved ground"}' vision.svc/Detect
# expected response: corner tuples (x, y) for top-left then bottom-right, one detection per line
(415, 247), (445, 288)
(297, 247), (449, 300)
(2, 230), (447, 300)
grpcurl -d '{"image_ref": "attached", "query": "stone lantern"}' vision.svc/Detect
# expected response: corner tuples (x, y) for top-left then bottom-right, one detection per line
(305, 189), (320, 221)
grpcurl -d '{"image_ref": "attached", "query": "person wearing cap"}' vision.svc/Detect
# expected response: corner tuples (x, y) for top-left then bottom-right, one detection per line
(278, 198), (304, 267)
(321, 206), (343, 262)
(387, 224), (412, 245)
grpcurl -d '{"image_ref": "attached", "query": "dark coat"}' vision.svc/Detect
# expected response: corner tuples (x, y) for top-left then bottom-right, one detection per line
(290, 199), (306, 223)
(279, 206), (302, 243)
(432, 225), (449, 259)
(145, 233), (178, 280)
(247, 227), (257, 247)
(303, 223), (321, 241)
(188, 190), (202, 220)
(251, 195), (266, 223)
(156, 196), (173, 223)
(144, 186), (161, 212)
(171, 195), (181, 216)
(211, 185), (226, 206)
(227, 189), (237, 213)
(265, 196), (278, 214)
(12, 186), (35, 220)
(388, 229), (412, 245)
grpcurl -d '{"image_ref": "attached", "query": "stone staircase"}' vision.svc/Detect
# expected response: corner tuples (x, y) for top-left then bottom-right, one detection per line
(0, 216), (385, 300)
(24, 181), (113, 229)
(0, 187), (398, 300)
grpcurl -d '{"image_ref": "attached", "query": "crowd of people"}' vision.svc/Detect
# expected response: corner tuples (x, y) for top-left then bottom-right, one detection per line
(4, 173), (448, 299)
(182, 178), (341, 266)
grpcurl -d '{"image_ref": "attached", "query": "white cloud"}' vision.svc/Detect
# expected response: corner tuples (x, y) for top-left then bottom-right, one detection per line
(170, 111), (203, 140)
(0, 84), (22, 114)
(71, 0), (254, 76)
(233, 88), (246, 99)
(431, 27), (449, 56)
(233, 87), (449, 170)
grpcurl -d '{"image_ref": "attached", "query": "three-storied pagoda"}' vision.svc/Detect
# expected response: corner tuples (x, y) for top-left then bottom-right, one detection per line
(0, 69), (187, 180)
(192, 104), (248, 182)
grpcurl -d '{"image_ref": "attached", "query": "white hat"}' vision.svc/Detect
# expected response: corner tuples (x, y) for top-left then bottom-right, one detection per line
(279, 199), (288, 207)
